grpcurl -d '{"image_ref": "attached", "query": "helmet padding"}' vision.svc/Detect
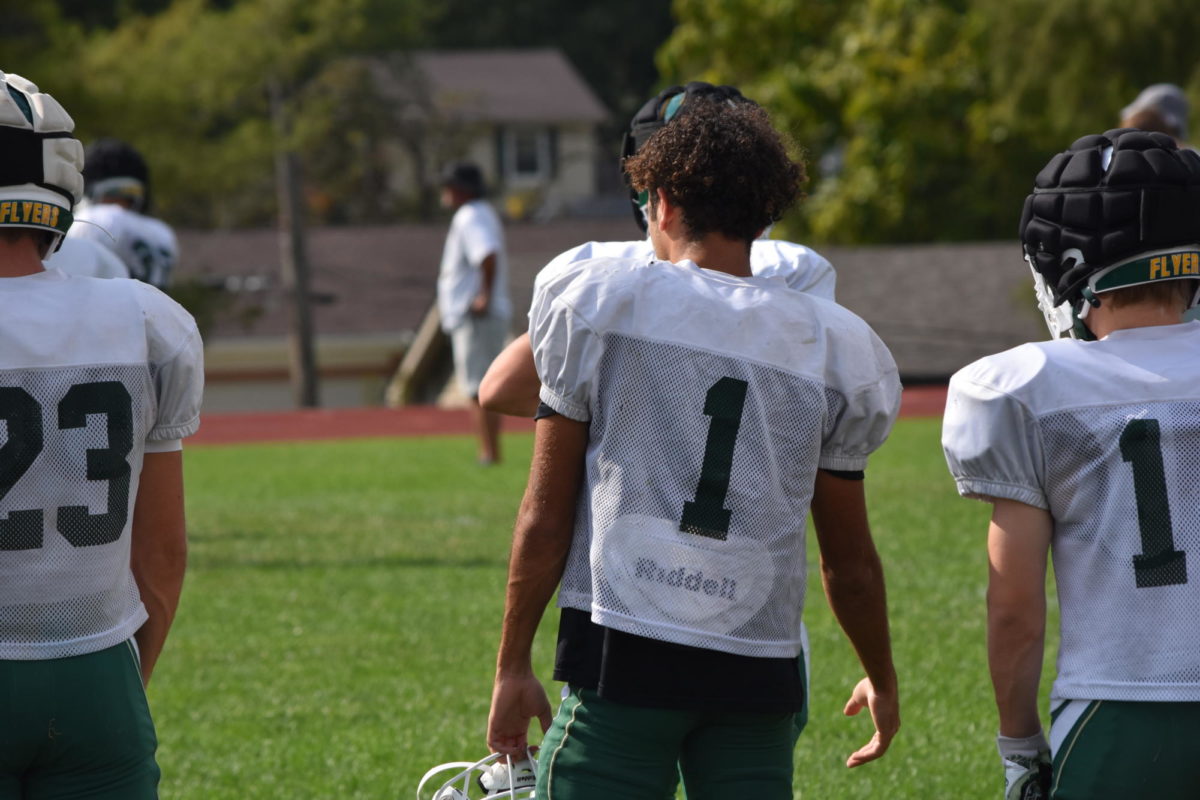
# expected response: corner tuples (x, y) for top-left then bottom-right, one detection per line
(1020, 128), (1200, 308)
(0, 70), (83, 249)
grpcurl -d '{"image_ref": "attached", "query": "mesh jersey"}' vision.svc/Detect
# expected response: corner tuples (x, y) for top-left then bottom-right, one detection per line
(943, 321), (1200, 701)
(532, 258), (899, 658)
(535, 239), (836, 301)
(0, 269), (203, 660)
(69, 200), (179, 289)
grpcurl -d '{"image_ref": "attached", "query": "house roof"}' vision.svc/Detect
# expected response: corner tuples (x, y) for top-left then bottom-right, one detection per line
(410, 49), (609, 124)
(176, 222), (1045, 381)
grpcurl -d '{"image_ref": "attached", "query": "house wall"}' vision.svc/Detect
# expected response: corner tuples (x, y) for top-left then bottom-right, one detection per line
(380, 123), (599, 221)
(552, 123), (598, 204)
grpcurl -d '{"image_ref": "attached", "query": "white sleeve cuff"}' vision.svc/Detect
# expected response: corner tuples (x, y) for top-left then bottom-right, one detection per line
(144, 438), (183, 453)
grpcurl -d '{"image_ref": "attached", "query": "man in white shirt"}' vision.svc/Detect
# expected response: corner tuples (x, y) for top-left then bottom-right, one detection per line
(943, 128), (1200, 799)
(0, 70), (204, 798)
(437, 161), (512, 464)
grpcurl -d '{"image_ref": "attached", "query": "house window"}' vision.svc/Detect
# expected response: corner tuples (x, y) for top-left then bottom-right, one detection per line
(501, 127), (556, 185)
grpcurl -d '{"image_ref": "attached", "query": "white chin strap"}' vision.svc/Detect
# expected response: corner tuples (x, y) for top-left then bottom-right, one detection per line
(1027, 256), (1076, 338)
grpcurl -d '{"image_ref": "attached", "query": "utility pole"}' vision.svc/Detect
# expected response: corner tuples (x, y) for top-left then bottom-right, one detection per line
(268, 78), (319, 408)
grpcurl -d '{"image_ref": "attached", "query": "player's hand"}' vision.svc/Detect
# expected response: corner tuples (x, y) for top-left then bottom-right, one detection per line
(842, 676), (899, 767)
(487, 671), (553, 757)
(997, 732), (1051, 800)
(470, 292), (491, 315)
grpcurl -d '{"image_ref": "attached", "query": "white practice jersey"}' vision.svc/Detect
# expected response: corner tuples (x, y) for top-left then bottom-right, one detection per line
(943, 321), (1200, 701)
(535, 238), (836, 300)
(437, 199), (511, 331)
(0, 269), (203, 660)
(45, 236), (130, 279)
(532, 257), (899, 658)
(69, 200), (179, 289)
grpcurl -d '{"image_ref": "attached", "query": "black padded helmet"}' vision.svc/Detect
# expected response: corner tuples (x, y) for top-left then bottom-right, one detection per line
(84, 137), (151, 211)
(1020, 128), (1200, 311)
(621, 82), (755, 232)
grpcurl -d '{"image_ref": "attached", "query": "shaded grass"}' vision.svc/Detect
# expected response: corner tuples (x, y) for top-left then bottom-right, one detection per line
(156, 421), (1057, 798)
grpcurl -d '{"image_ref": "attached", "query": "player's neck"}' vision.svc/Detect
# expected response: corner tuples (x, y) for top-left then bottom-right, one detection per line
(647, 191), (752, 277)
(669, 236), (753, 278)
(1085, 301), (1185, 339)
(0, 237), (48, 277)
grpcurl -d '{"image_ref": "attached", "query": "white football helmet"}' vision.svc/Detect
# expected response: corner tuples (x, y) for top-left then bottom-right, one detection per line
(0, 70), (83, 252)
(416, 750), (537, 800)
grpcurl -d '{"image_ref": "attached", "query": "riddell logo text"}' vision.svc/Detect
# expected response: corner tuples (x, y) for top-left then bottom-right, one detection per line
(634, 558), (737, 601)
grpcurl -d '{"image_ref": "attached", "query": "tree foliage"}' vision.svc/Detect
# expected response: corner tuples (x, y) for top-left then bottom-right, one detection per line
(11, 0), (431, 226)
(7, 0), (671, 227)
(660, 0), (1200, 244)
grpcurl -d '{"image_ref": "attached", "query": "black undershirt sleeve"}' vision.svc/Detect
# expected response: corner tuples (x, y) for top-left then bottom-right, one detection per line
(534, 401), (558, 420)
(819, 467), (865, 481)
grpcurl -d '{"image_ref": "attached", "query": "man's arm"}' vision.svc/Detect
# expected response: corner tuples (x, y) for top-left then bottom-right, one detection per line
(130, 450), (187, 685)
(487, 413), (588, 755)
(986, 498), (1052, 738)
(809, 469), (899, 767)
(479, 332), (540, 417)
(470, 252), (497, 315)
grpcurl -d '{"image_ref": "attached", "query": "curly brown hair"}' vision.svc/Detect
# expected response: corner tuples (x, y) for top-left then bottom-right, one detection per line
(623, 99), (805, 243)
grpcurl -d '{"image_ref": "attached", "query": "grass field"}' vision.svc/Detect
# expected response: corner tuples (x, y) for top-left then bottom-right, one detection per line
(157, 417), (1059, 798)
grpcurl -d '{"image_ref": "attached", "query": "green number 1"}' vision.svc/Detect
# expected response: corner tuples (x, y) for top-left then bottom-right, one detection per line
(680, 377), (748, 540)
(1119, 418), (1188, 588)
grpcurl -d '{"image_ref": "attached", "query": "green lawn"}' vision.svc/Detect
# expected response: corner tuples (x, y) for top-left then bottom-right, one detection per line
(157, 418), (1058, 798)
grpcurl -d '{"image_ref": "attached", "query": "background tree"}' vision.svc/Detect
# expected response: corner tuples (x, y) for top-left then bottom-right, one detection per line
(660, 0), (1200, 244)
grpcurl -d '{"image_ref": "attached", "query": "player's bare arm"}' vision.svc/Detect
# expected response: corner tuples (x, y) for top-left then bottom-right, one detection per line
(986, 498), (1051, 738)
(488, 413), (587, 756)
(470, 252), (497, 315)
(130, 450), (188, 685)
(478, 332), (540, 417)
(810, 468), (899, 768)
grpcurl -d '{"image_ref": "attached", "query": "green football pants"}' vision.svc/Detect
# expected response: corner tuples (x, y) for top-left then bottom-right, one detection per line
(1050, 698), (1200, 799)
(0, 640), (159, 799)
(536, 687), (793, 800)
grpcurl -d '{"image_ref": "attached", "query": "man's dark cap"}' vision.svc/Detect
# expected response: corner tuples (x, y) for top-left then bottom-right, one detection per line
(440, 161), (485, 196)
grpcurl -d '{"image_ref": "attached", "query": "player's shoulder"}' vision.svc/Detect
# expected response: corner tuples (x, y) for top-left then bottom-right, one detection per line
(749, 239), (836, 297)
(455, 199), (499, 225)
(536, 240), (651, 289)
(539, 254), (649, 298)
(45, 237), (124, 278)
(948, 338), (1092, 417)
(563, 240), (651, 264)
(134, 211), (177, 244)
(118, 279), (200, 354)
(749, 238), (830, 270)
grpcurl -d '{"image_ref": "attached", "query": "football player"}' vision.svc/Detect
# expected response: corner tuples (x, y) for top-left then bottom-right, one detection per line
(69, 137), (179, 289)
(488, 95), (900, 798)
(942, 129), (1200, 799)
(0, 70), (203, 797)
(477, 82), (836, 417)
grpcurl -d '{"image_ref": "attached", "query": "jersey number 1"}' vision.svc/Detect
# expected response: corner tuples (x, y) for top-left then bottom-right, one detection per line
(1120, 418), (1187, 588)
(680, 377), (748, 540)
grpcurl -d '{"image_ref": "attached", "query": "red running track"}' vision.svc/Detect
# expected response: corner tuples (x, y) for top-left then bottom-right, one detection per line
(191, 385), (948, 446)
